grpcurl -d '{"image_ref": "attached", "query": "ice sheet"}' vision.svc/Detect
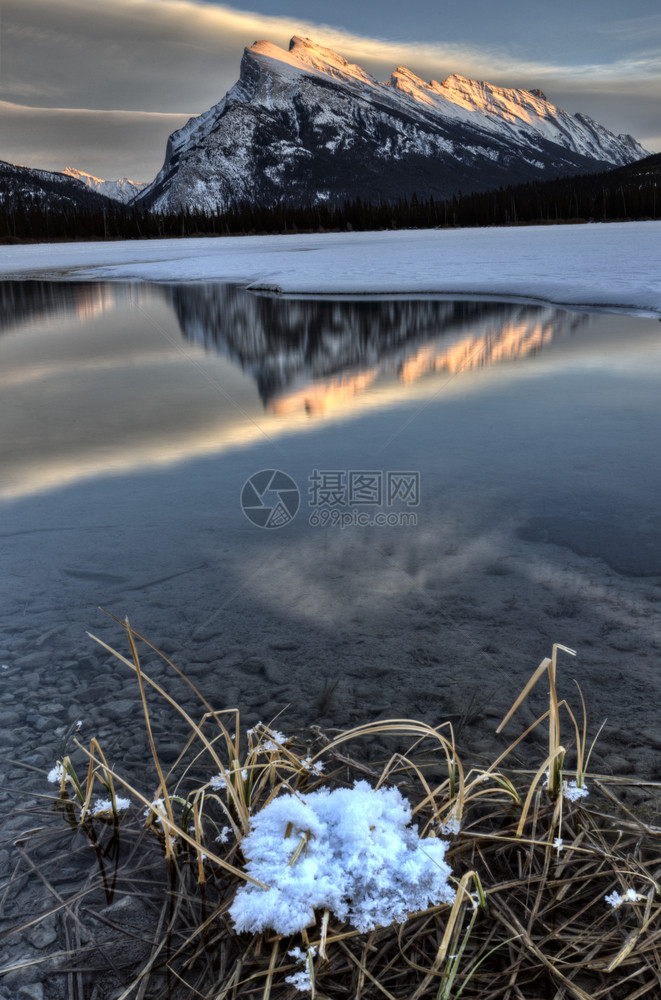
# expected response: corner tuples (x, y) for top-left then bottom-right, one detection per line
(1, 222), (659, 316)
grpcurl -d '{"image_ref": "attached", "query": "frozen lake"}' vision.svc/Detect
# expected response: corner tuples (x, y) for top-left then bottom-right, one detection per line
(2, 279), (661, 784)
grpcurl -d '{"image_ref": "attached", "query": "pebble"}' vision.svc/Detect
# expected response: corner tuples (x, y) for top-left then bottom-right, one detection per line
(192, 623), (224, 642)
(104, 698), (139, 719)
(21, 754), (45, 767)
(14, 652), (51, 669)
(1, 961), (44, 990)
(602, 752), (631, 775)
(75, 654), (99, 671)
(156, 637), (180, 654)
(17, 985), (45, 1000)
(39, 702), (67, 716)
(268, 639), (301, 651)
(239, 657), (267, 676)
(26, 916), (58, 950)
(32, 716), (56, 733)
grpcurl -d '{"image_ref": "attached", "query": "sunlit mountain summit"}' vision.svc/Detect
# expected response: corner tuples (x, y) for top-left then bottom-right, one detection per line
(62, 168), (147, 204)
(137, 35), (649, 213)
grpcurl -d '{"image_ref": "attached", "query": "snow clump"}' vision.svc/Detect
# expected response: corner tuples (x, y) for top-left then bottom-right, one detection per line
(230, 780), (455, 935)
(563, 779), (589, 802)
(91, 797), (131, 816)
(605, 888), (645, 908)
(47, 763), (68, 785)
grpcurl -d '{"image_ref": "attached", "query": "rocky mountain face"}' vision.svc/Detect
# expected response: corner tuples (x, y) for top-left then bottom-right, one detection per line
(138, 36), (650, 213)
(62, 168), (147, 204)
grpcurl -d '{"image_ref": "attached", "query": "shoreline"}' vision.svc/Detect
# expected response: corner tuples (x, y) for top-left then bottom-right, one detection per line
(0, 222), (660, 317)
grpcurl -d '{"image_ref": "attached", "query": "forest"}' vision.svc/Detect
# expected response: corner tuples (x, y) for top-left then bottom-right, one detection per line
(1, 152), (659, 243)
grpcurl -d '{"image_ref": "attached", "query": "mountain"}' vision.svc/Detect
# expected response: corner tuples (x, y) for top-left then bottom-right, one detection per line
(427, 149), (661, 227)
(0, 160), (117, 212)
(137, 36), (650, 213)
(62, 167), (147, 204)
(592, 150), (661, 185)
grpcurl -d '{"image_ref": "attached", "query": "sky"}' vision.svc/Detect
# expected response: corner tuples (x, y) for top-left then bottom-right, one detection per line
(1, 0), (660, 182)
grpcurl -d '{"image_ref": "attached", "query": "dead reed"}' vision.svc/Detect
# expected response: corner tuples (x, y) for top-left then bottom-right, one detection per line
(4, 617), (661, 1000)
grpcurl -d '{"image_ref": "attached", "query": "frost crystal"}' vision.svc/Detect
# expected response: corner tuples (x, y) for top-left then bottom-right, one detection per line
(47, 763), (67, 784)
(440, 804), (461, 835)
(562, 779), (589, 802)
(285, 969), (313, 993)
(301, 757), (325, 774)
(210, 769), (247, 790)
(230, 781), (455, 935)
(91, 797), (131, 815)
(144, 797), (166, 821)
(606, 888), (644, 908)
(285, 947), (317, 994)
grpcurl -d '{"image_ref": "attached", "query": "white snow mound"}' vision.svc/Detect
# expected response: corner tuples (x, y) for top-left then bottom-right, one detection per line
(229, 780), (455, 935)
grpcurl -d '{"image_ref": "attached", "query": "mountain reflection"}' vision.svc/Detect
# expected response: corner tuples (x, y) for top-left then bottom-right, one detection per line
(0, 279), (586, 423)
(168, 284), (586, 416)
(0, 280), (146, 333)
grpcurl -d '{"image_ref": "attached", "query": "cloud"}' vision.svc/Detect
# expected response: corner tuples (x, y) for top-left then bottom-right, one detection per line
(2, 0), (659, 180)
(0, 102), (194, 180)
(6, 0), (661, 111)
(595, 12), (661, 42)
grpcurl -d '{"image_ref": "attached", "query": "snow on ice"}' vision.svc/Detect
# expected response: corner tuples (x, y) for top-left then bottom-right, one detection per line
(0, 222), (659, 317)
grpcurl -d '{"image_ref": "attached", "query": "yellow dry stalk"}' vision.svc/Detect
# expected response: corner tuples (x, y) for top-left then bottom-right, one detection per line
(319, 909), (330, 960)
(59, 754), (85, 805)
(193, 797), (205, 885)
(515, 746), (566, 839)
(409, 869), (482, 1000)
(89, 618), (320, 840)
(321, 718), (465, 831)
(71, 736), (269, 887)
(497, 642), (576, 798)
(88, 625), (252, 834)
(77, 737), (120, 823)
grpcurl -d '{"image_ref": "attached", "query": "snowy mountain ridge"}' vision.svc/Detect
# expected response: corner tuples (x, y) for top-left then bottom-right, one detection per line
(138, 35), (650, 214)
(0, 159), (117, 213)
(62, 168), (147, 204)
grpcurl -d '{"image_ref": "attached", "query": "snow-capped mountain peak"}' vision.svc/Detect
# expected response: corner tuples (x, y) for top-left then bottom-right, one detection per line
(137, 35), (650, 215)
(247, 36), (380, 89)
(62, 167), (147, 204)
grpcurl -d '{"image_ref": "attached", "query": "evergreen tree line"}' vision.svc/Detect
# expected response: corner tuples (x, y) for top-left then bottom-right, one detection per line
(1, 157), (659, 243)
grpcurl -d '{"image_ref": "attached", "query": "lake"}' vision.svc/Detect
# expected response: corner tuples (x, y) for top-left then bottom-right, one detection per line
(2, 280), (661, 787)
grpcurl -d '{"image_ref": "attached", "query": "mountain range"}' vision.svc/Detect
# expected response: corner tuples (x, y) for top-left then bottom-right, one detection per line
(0, 160), (146, 214)
(61, 168), (147, 204)
(137, 35), (650, 213)
(0, 160), (117, 213)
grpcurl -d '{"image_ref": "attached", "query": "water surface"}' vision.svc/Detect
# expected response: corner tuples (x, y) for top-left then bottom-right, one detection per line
(2, 281), (661, 785)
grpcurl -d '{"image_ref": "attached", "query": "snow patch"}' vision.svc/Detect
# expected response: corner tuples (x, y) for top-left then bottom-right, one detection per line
(229, 781), (455, 935)
(3, 224), (659, 319)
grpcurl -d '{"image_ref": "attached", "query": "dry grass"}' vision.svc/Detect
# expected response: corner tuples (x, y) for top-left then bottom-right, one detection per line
(4, 617), (661, 1000)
